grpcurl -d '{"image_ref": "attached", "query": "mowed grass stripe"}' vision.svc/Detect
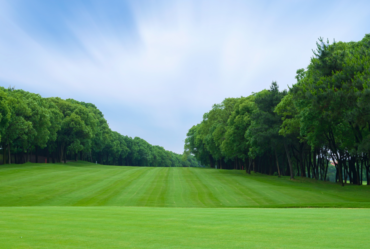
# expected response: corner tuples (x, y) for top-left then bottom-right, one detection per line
(0, 207), (369, 248)
(34, 166), (127, 206)
(72, 167), (147, 206)
(0, 164), (115, 206)
(165, 167), (178, 206)
(211, 170), (307, 206)
(224, 172), (299, 206)
(137, 167), (170, 207)
(166, 168), (188, 207)
(167, 168), (202, 207)
(218, 170), (284, 206)
(106, 167), (158, 206)
(165, 168), (186, 206)
(63, 167), (142, 206)
(0, 164), (78, 191)
(219, 170), (354, 206)
(124, 167), (168, 206)
(191, 169), (261, 206)
(1, 162), (370, 207)
(184, 168), (221, 207)
(153, 167), (169, 206)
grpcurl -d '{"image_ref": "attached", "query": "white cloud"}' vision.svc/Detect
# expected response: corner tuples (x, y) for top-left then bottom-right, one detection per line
(0, 0), (369, 153)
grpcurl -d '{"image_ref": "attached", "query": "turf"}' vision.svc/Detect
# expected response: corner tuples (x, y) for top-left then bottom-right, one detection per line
(0, 207), (369, 248)
(1, 162), (369, 248)
(0, 161), (369, 208)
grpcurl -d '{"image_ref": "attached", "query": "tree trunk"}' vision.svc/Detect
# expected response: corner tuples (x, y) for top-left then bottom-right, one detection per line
(269, 155), (273, 175)
(313, 149), (317, 179)
(60, 144), (64, 163)
(8, 143), (11, 164)
(307, 150), (311, 178)
(324, 158), (329, 181)
(35, 146), (38, 163)
(280, 154), (285, 176)
(297, 160), (300, 176)
(366, 156), (369, 185)
(63, 146), (67, 164)
(337, 159), (344, 187)
(344, 164), (349, 184)
(247, 158), (251, 174)
(275, 149), (281, 177)
(300, 145), (306, 177)
(356, 157), (361, 185)
(209, 155), (214, 168)
(284, 142), (294, 179)
(56, 147), (60, 163)
(360, 157), (363, 185)
(2, 143), (5, 164)
(349, 156), (358, 185)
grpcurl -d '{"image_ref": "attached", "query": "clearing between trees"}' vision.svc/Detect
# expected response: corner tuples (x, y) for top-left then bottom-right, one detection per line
(1, 161), (369, 208)
(1, 162), (369, 248)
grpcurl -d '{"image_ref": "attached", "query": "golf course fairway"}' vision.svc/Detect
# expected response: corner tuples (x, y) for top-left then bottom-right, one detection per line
(0, 207), (369, 248)
(1, 162), (369, 248)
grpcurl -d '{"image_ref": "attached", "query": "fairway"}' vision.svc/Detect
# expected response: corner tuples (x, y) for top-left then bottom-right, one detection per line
(0, 207), (369, 248)
(1, 162), (370, 248)
(0, 162), (369, 208)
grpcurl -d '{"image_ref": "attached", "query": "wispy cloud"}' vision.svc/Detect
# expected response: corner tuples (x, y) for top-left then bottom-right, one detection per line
(0, 0), (369, 153)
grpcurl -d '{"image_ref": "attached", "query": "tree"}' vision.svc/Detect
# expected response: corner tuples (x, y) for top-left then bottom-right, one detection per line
(246, 83), (286, 176)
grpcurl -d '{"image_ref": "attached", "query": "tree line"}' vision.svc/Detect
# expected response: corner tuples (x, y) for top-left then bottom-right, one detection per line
(0, 87), (201, 167)
(184, 34), (370, 185)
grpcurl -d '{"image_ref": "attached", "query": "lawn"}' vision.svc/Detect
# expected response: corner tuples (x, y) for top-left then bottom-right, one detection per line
(0, 207), (369, 248)
(0, 162), (369, 248)
(0, 161), (369, 208)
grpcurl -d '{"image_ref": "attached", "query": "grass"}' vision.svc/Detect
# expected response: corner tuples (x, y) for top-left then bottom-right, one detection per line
(0, 207), (369, 248)
(0, 161), (369, 248)
(0, 161), (369, 208)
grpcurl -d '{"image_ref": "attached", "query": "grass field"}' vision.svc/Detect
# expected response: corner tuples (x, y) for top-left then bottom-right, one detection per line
(1, 207), (369, 248)
(1, 161), (370, 208)
(1, 161), (369, 248)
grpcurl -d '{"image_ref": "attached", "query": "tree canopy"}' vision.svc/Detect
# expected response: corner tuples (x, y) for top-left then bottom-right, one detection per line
(185, 34), (370, 185)
(0, 87), (201, 168)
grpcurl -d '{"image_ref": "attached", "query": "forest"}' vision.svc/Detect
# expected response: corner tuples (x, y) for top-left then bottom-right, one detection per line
(184, 34), (370, 186)
(0, 87), (201, 168)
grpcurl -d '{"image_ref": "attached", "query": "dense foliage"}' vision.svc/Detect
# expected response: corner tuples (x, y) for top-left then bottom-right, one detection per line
(0, 87), (201, 167)
(185, 34), (370, 185)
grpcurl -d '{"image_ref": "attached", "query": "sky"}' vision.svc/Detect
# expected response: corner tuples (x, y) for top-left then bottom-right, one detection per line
(0, 0), (369, 154)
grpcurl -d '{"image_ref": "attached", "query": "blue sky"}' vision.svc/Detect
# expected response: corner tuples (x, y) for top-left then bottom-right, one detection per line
(0, 0), (369, 153)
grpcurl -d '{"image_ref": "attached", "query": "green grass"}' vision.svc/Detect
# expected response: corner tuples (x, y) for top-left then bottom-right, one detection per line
(0, 207), (369, 248)
(0, 161), (369, 208)
(1, 161), (369, 248)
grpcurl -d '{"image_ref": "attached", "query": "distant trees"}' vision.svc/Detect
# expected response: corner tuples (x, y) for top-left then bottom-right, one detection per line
(0, 88), (200, 167)
(185, 34), (370, 185)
